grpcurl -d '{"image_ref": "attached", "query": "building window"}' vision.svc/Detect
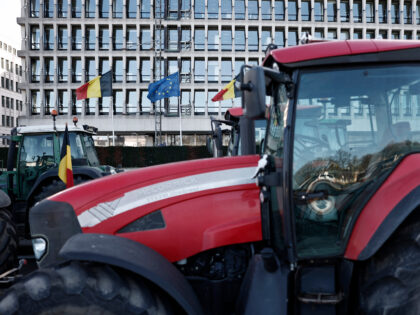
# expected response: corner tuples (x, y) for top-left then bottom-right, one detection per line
(391, 2), (399, 23)
(194, 28), (205, 51)
(181, 90), (191, 115)
(301, 1), (311, 21)
(30, 26), (40, 50)
(127, 58), (137, 82)
(113, 58), (123, 82)
(99, 26), (109, 50)
(181, 0), (191, 18)
(221, 0), (232, 19)
(113, 0), (123, 18)
(327, 29), (337, 39)
(5, 97), (9, 108)
(181, 27), (191, 50)
(57, 0), (68, 17)
(99, 0), (109, 18)
(168, 28), (178, 51)
(340, 1), (349, 22)
(72, 58), (82, 82)
(58, 26), (68, 50)
(126, 27), (137, 50)
(314, 1), (323, 21)
(194, 90), (205, 115)
(366, 1), (374, 23)
(208, 91), (218, 114)
(155, 0), (164, 18)
(195, 0), (205, 18)
(353, 1), (362, 22)
(98, 97), (110, 115)
(208, 59), (218, 82)
(221, 28), (232, 51)
(194, 59), (205, 82)
(86, 26), (96, 50)
(140, 0), (150, 18)
(208, 1), (218, 19)
(235, 28), (245, 51)
(417, 4), (420, 24)
(71, 26), (82, 50)
(85, 0), (95, 17)
(1, 96), (4, 107)
(248, 0), (258, 19)
(71, 90), (82, 115)
(379, 30), (388, 39)
(126, 90), (137, 114)
(379, 1), (387, 23)
(327, 1), (336, 22)
(140, 27), (151, 50)
(181, 59), (191, 82)
(154, 59), (164, 79)
(208, 29), (219, 51)
(58, 90), (69, 115)
(404, 2), (412, 24)
(353, 29), (362, 39)
(262, 29), (272, 52)
(366, 30), (375, 39)
(44, 26), (54, 50)
(85, 98), (95, 115)
(31, 58), (40, 82)
(235, 0), (245, 19)
(155, 27), (164, 51)
(44, 0), (54, 17)
(44, 58), (54, 83)
(404, 30), (412, 39)
(248, 28), (258, 51)
(99, 57), (110, 75)
(168, 58), (178, 75)
(221, 59), (232, 82)
(168, 0), (179, 19)
(44, 90), (55, 115)
(30, 0), (40, 17)
(261, 0), (271, 20)
(113, 27), (123, 50)
(288, 29), (298, 46)
(86, 58), (96, 81)
(71, 0), (82, 18)
(275, 28), (285, 47)
(127, 0), (136, 18)
(140, 90), (151, 114)
(140, 58), (150, 82)
(113, 90), (123, 114)
(58, 58), (68, 82)
(340, 29), (350, 39)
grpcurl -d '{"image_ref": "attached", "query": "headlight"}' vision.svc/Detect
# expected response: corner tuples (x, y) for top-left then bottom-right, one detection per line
(32, 237), (47, 261)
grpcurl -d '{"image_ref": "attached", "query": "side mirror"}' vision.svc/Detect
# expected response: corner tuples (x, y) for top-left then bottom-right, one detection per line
(241, 66), (266, 119)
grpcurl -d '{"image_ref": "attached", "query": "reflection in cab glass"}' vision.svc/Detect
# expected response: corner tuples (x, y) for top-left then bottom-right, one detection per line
(293, 65), (420, 258)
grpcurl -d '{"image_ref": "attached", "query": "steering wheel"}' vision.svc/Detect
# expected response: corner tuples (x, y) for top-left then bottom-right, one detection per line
(37, 155), (55, 167)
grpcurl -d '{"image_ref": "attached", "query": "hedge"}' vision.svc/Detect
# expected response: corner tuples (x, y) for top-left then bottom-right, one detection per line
(0, 146), (213, 168)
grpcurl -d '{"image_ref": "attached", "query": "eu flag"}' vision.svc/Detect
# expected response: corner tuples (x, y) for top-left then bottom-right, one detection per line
(147, 72), (180, 102)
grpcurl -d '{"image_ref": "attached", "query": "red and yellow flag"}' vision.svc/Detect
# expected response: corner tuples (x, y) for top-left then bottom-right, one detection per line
(58, 124), (74, 188)
(212, 78), (236, 102)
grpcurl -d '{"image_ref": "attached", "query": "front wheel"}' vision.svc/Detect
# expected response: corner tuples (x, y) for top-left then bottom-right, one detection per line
(358, 216), (420, 314)
(0, 260), (175, 315)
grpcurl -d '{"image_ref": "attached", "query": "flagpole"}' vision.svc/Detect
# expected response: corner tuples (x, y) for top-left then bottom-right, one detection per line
(111, 103), (115, 146)
(179, 97), (182, 146)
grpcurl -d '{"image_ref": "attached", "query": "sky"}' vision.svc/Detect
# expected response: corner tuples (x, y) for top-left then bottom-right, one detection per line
(0, 0), (21, 48)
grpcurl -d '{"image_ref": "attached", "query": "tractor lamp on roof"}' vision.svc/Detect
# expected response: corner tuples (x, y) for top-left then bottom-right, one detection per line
(73, 116), (78, 127)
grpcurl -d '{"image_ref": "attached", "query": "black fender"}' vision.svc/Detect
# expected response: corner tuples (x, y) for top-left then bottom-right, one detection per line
(357, 186), (420, 260)
(59, 233), (203, 315)
(27, 166), (103, 205)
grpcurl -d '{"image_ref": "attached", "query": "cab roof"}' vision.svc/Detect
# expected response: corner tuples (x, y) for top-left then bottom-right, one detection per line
(17, 125), (94, 135)
(264, 40), (420, 69)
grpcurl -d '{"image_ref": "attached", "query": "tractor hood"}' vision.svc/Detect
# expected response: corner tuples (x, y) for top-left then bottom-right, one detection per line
(50, 155), (262, 261)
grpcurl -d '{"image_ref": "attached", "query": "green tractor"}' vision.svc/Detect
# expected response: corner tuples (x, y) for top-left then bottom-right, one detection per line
(0, 120), (117, 270)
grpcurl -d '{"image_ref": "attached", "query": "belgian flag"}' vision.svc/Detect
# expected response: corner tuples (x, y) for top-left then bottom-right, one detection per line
(76, 70), (112, 100)
(58, 124), (74, 188)
(211, 74), (242, 102)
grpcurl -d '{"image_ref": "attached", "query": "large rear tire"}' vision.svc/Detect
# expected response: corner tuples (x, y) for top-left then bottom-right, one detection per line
(0, 208), (17, 273)
(358, 218), (420, 314)
(0, 260), (175, 315)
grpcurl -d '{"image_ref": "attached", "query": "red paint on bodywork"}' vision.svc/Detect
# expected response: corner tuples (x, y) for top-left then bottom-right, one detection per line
(270, 40), (420, 65)
(345, 154), (420, 260)
(50, 155), (262, 261)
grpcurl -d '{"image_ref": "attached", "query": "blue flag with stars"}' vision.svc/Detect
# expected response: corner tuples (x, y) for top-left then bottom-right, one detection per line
(147, 72), (180, 102)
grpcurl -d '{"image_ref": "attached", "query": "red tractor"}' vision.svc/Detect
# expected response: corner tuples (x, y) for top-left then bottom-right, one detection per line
(1, 40), (420, 314)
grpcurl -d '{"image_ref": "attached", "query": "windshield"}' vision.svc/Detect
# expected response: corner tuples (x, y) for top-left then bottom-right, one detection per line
(293, 64), (420, 258)
(20, 134), (54, 167)
(59, 132), (99, 166)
